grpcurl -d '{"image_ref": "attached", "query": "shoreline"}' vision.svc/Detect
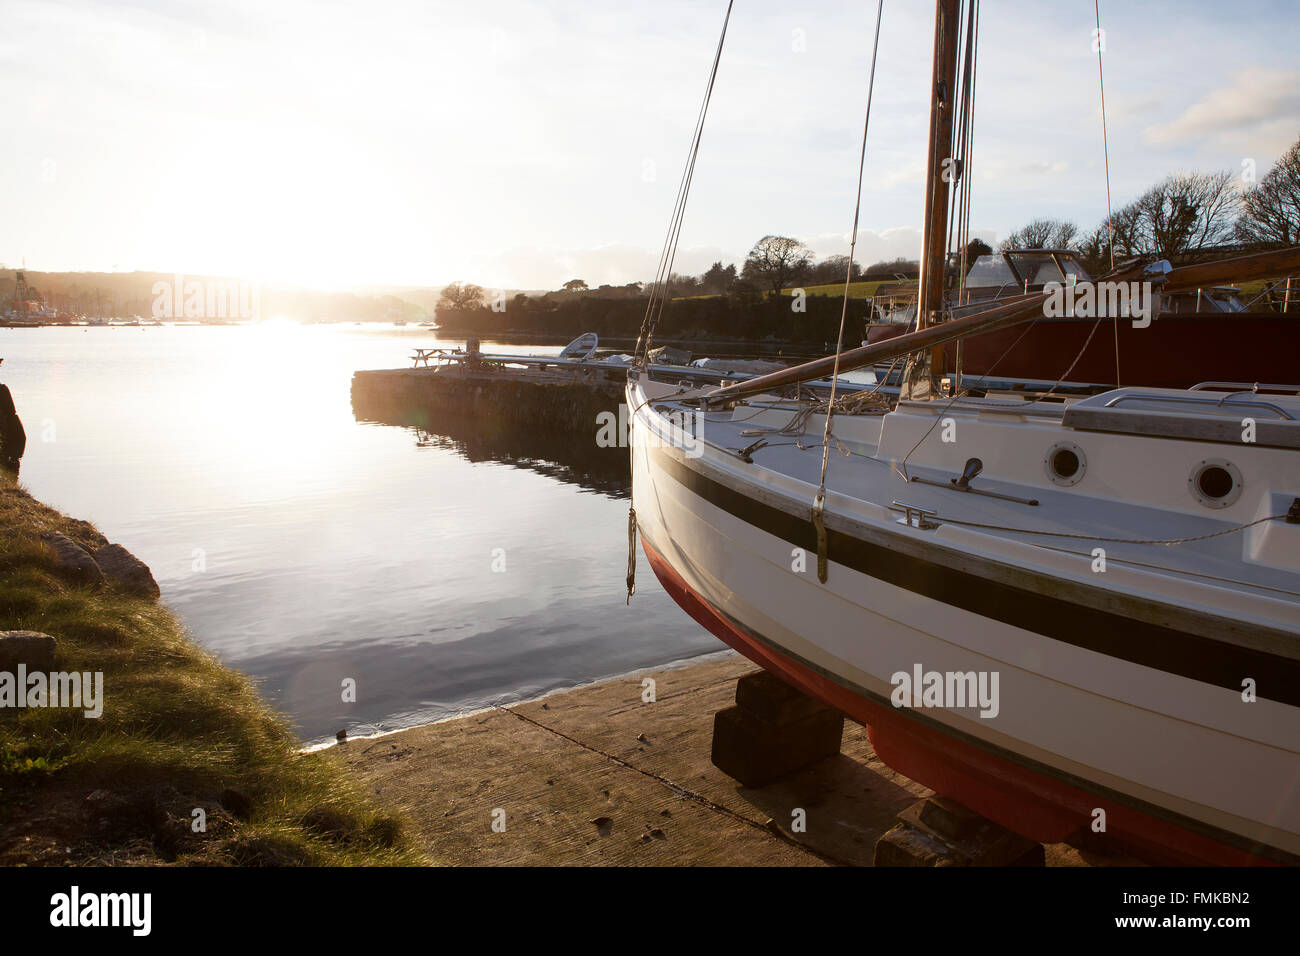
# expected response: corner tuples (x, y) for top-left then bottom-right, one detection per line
(0, 473), (424, 865)
(304, 648), (740, 752)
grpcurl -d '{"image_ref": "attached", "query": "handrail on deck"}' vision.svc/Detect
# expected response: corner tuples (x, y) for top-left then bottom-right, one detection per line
(1190, 381), (1300, 395)
(1102, 392), (1296, 421)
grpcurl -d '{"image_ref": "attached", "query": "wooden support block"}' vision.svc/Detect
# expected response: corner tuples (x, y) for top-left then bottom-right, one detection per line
(710, 676), (844, 788)
(874, 822), (958, 867)
(874, 796), (1046, 866)
(915, 794), (984, 841)
(734, 670), (832, 725)
(711, 705), (844, 787)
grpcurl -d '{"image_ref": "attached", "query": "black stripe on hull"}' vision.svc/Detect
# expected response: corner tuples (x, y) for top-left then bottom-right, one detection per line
(648, 445), (1300, 707)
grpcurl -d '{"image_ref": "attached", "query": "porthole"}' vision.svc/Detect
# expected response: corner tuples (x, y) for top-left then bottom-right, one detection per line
(1188, 458), (1243, 509)
(1044, 441), (1086, 486)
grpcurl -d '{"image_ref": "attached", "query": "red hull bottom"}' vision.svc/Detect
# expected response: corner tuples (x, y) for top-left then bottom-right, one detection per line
(641, 536), (1280, 866)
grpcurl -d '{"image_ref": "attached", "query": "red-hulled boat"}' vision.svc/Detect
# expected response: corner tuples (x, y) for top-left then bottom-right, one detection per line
(867, 248), (1299, 389)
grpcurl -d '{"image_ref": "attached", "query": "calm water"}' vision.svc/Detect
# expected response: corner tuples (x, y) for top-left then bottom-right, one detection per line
(0, 324), (718, 743)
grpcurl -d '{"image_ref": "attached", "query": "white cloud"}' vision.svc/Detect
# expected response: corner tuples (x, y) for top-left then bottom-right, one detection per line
(1143, 68), (1300, 156)
(3, 1), (1297, 290)
(467, 243), (736, 290)
(803, 228), (921, 265)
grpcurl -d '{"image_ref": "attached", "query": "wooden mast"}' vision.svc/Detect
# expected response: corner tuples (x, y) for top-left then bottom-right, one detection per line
(904, 0), (963, 398)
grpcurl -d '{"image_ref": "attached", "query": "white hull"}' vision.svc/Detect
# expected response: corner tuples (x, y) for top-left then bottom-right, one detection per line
(629, 374), (1300, 863)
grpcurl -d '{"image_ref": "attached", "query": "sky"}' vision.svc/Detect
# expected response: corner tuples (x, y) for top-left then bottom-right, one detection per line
(1, 0), (1297, 291)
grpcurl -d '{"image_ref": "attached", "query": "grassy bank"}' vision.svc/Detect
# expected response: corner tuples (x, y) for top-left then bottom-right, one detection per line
(0, 470), (425, 865)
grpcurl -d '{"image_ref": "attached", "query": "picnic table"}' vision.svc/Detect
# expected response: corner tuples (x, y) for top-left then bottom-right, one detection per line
(411, 347), (457, 368)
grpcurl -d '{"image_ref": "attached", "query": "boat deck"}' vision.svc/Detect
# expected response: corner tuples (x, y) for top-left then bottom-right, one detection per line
(647, 383), (1300, 634)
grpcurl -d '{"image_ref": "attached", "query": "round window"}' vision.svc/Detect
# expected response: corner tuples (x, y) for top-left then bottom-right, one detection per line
(1044, 441), (1086, 486)
(1188, 458), (1243, 509)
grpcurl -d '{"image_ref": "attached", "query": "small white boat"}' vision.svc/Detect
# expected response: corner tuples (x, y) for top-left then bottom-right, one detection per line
(558, 332), (599, 362)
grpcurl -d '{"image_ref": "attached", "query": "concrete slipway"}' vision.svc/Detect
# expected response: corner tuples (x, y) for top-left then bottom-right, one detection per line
(340, 654), (1130, 866)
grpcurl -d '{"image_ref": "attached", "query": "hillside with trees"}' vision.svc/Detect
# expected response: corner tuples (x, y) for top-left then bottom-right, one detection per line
(432, 237), (925, 344)
(0, 268), (439, 323)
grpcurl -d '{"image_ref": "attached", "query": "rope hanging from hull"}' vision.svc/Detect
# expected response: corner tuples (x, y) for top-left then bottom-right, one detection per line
(626, 506), (637, 604)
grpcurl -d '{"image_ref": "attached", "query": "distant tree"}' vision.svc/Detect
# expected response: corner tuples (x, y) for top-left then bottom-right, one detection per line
(806, 254), (862, 285)
(742, 235), (812, 292)
(1000, 218), (1078, 251)
(862, 257), (919, 279)
(965, 237), (993, 260)
(1237, 136), (1300, 246)
(701, 261), (738, 294)
(1076, 225), (1114, 275)
(592, 283), (644, 299)
(436, 282), (486, 311)
(665, 272), (702, 297)
(562, 279), (588, 292)
(1079, 203), (1145, 269)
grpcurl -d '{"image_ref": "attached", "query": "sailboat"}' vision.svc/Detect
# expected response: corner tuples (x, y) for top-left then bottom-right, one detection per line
(627, 0), (1300, 865)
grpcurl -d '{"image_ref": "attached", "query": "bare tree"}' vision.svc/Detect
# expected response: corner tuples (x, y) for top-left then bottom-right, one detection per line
(436, 282), (486, 311)
(999, 218), (1078, 251)
(1237, 137), (1300, 246)
(1130, 171), (1241, 257)
(741, 235), (812, 293)
(1106, 203), (1145, 260)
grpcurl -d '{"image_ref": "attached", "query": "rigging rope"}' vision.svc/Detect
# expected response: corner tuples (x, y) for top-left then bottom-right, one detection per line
(813, 0), (886, 584)
(629, 1), (734, 603)
(1094, 0), (1120, 386)
(944, 0), (976, 300)
(635, 1), (735, 366)
(946, 0), (979, 387)
(893, 310), (1104, 483)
